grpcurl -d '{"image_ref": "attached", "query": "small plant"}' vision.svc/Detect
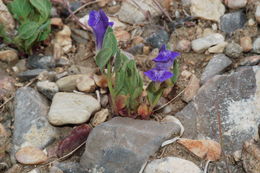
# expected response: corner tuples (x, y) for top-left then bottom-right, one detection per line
(88, 10), (180, 119)
(0, 0), (52, 53)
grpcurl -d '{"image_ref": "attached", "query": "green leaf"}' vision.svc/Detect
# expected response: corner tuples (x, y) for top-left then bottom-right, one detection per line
(29, 0), (51, 21)
(95, 48), (113, 70)
(147, 82), (163, 108)
(24, 34), (39, 51)
(17, 21), (40, 39)
(37, 20), (51, 41)
(9, 0), (32, 22)
(114, 50), (122, 72)
(171, 60), (180, 83)
(0, 24), (12, 43)
(102, 27), (118, 56)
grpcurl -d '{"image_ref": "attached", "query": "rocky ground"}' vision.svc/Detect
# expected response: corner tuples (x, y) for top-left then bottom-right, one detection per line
(0, 0), (260, 172)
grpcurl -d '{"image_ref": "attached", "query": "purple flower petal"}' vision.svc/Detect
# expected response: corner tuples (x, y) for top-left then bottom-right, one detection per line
(155, 60), (174, 70)
(88, 10), (113, 49)
(153, 45), (180, 62)
(144, 68), (174, 82)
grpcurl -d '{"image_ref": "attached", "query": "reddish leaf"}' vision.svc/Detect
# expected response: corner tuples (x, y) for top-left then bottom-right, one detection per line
(56, 124), (92, 158)
(137, 103), (151, 119)
(115, 95), (127, 113)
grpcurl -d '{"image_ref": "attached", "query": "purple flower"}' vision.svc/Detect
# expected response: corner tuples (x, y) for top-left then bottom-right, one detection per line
(144, 69), (173, 82)
(88, 9), (113, 49)
(144, 45), (180, 82)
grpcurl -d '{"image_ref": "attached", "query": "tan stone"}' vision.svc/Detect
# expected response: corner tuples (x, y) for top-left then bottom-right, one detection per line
(51, 18), (63, 27)
(76, 75), (96, 93)
(190, 0), (225, 22)
(208, 42), (228, 53)
(178, 138), (221, 161)
(182, 75), (200, 102)
(115, 29), (131, 42)
(0, 50), (18, 63)
(15, 146), (48, 165)
(240, 36), (252, 52)
(91, 109), (110, 127)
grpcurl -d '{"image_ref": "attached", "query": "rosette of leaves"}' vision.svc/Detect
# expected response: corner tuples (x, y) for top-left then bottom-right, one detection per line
(95, 27), (143, 117)
(0, 0), (51, 53)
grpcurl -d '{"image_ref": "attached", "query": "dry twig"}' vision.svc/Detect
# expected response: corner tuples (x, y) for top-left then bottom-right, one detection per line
(66, 0), (103, 19)
(153, 89), (185, 112)
(152, 0), (173, 22)
(216, 104), (231, 173)
(0, 78), (37, 109)
(63, 0), (92, 31)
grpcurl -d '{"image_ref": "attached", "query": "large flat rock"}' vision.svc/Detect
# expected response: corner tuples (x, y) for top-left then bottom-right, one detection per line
(80, 117), (180, 173)
(176, 66), (260, 153)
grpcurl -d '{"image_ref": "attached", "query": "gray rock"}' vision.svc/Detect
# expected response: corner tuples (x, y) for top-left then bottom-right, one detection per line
(56, 75), (84, 91)
(36, 80), (59, 99)
(18, 69), (47, 81)
(253, 37), (260, 54)
(127, 43), (144, 55)
(176, 66), (260, 154)
(48, 92), (100, 126)
(28, 55), (55, 69)
(143, 26), (169, 48)
(71, 28), (89, 44)
(80, 117), (181, 173)
(117, 0), (163, 24)
(145, 30), (169, 49)
(191, 33), (224, 53)
(220, 11), (247, 33)
(200, 54), (232, 84)
(144, 157), (202, 173)
(55, 57), (70, 67)
(13, 87), (57, 154)
(239, 56), (260, 66)
(56, 162), (85, 173)
(224, 43), (243, 58)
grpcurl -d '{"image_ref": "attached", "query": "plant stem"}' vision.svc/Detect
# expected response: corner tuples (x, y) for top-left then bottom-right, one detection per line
(107, 62), (116, 112)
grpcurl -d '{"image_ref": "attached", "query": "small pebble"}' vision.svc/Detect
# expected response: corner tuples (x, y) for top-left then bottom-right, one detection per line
(51, 18), (63, 27)
(15, 146), (48, 165)
(0, 49), (18, 63)
(191, 33), (224, 53)
(240, 36), (252, 52)
(36, 80), (59, 99)
(224, 42), (243, 58)
(256, 4), (260, 24)
(94, 74), (108, 88)
(76, 75), (96, 93)
(115, 29), (131, 42)
(220, 11), (247, 33)
(181, 70), (192, 79)
(28, 55), (55, 69)
(101, 95), (109, 107)
(91, 109), (110, 127)
(248, 18), (256, 26)
(176, 40), (191, 52)
(233, 150), (242, 162)
(225, 0), (247, 9)
(253, 37), (260, 54)
(208, 42), (228, 53)
(182, 74), (200, 103)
